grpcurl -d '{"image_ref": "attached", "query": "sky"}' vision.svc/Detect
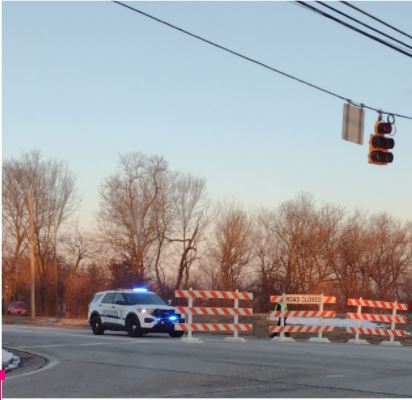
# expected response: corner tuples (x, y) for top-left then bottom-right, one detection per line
(3, 1), (412, 229)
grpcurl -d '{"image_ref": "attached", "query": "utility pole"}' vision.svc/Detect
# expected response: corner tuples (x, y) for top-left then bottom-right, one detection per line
(27, 193), (36, 320)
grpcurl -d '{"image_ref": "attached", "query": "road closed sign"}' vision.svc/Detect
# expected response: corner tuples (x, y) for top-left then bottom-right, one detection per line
(284, 294), (323, 304)
(270, 294), (336, 304)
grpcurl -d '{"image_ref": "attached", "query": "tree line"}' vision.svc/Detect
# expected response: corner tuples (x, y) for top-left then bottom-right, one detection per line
(3, 151), (412, 316)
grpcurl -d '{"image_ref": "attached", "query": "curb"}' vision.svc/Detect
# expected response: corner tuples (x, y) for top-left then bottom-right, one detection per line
(2, 351), (20, 372)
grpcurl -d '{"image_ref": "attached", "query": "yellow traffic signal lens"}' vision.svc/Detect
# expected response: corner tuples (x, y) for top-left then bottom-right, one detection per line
(371, 136), (395, 149)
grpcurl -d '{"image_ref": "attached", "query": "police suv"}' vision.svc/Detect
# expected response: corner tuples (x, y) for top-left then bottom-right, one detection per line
(88, 288), (185, 337)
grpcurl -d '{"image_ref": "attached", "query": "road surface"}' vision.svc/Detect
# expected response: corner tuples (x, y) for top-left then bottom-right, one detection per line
(3, 324), (412, 397)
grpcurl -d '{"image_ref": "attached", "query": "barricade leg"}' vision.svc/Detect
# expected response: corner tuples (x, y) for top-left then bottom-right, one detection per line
(308, 334), (330, 343)
(347, 336), (369, 345)
(380, 336), (401, 346)
(180, 292), (202, 343)
(225, 290), (246, 342)
(347, 301), (369, 345)
(381, 304), (401, 346)
(309, 294), (330, 344)
(271, 335), (295, 342)
(271, 324), (295, 342)
(224, 328), (246, 342)
(272, 295), (295, 342)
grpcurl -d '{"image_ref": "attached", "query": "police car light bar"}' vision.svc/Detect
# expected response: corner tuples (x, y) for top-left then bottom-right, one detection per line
(133, 287), (148, 292)
(168, 315), (178, 321)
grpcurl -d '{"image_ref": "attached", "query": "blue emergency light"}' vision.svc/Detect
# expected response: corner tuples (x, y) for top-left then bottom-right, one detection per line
(168, 315), (178, 321)
(133, 287), (148, 293)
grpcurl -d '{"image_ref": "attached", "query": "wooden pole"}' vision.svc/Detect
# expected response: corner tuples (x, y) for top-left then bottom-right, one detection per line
(27, 194), (36, 320)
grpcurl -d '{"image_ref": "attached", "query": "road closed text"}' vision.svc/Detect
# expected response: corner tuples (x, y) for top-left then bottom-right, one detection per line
(284, 295), (322, 304)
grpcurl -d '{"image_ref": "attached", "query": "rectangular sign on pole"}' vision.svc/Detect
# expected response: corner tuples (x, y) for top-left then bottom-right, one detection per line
(342, 103), (365, 145)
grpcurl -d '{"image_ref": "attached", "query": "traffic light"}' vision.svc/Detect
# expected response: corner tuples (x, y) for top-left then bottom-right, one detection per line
(368, 120), (395, 165)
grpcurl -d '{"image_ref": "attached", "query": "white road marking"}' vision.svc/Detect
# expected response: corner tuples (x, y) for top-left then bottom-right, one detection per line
(5, 350), (61, 381)
(3, 324), (86, 332)
(11, 331), (126, 339)
(15, 339), (172, 349)
(4, 325), (91, 335)
(3, 326), (139, 340)
(3, 325), (230, 343)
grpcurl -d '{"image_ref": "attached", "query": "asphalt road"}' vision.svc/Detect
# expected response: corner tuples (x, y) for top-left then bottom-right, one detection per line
(3, 324), (412, 397)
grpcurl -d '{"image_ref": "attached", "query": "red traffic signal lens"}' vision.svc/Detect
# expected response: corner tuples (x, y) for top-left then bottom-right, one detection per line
(371, 135), (395, 149)
(370, 150), (394, 163)
(376, 122), (392, 134)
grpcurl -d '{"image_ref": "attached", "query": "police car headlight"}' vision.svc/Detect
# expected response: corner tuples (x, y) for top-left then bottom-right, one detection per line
(140, 308), (155, 314)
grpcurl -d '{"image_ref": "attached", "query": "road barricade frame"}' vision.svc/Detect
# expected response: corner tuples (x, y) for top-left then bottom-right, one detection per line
(174, 288), (253, 343)
(269, 293), (336, 343)
(346, 297), (408, 345)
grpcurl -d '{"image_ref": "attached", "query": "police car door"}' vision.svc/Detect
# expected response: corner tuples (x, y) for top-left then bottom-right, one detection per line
(100, 292), (116, 324)
(112, 293), (126, 325)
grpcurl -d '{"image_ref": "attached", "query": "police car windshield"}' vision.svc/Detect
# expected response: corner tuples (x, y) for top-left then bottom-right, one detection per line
(124, 292), (166, 306)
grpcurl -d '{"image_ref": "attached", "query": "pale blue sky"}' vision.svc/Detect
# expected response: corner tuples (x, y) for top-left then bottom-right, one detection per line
(3, 1), (412, 227)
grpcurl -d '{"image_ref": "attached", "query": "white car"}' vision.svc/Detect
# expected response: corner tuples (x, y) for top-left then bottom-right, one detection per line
(87, 288), (185, 337)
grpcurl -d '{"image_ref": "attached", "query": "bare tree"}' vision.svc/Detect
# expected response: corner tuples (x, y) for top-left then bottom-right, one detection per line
(253, 193), (343, 297)
(98, 152), (168, 283)
(268, 193), (317, 293)
(311, 203), (344, 291)
(330, 210), (412, 307)
(2, 161), (28, 260)
(151, 177), (175, 295)
(60, 228), (97, 274)
(209, 203), (252, 290)
(366, 213), (412, 300)
(3, 151), (77, 314)
(2, 161), (29, 306)
(168, 173), (209, 290)
(251, 208), (285, 310)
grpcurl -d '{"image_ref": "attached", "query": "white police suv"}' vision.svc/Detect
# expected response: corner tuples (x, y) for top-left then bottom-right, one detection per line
(88, 288), (185, 337)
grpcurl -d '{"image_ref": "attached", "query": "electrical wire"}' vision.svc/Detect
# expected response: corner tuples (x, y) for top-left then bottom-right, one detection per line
(341, 1), (412, 41)
(112, 1), (412, 121)
(296, 2), (412, 59)
(316, 1), (412, 52)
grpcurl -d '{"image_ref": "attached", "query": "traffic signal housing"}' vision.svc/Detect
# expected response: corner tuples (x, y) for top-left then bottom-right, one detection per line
(368, 121), (394, 165)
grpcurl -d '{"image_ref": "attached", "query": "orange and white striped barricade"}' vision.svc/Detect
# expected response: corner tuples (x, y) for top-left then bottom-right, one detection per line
(269, 293), (336, 343)
(174, 288), (253, 343)
(346, 297), (408, 346)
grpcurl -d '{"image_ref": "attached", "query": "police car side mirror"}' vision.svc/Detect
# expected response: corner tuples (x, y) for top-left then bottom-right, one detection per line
(167, 299), (172, 305)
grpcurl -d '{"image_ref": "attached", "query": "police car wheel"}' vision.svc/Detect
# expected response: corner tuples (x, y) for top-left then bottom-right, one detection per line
(126, 316), (143, 337)
(91, 315), (105, 335)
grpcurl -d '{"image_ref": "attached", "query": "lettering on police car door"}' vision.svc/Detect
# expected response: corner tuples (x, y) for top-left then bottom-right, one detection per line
(103, 309), (120, 318)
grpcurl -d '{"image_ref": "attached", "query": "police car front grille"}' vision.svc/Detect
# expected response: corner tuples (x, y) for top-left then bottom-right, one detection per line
(152, 309), (173, 318)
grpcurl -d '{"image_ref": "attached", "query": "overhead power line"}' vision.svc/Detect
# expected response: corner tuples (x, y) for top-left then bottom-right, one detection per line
(112, 1), (412, 121)
(341, 1), (412, 41)
(296, 1), (412, 59)
(315, 1), (412, 52)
